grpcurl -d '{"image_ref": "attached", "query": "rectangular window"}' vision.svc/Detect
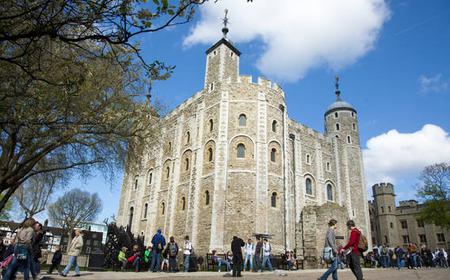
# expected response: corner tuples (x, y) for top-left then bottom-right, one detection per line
(437, 233), (445, 242)
(402, 235), (409, 244)
(401, 220), (408, 229)
(419, 234), (427, 243)
(381, 206), (384, 213)
(417, 220), (424, 227)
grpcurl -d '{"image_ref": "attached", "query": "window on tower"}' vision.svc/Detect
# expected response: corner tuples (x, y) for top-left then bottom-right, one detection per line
(334, 112), (338, 118)
(270, 148), (276, 162)
(271, 192), (277, 207)
(181, 197), (186, 210)
(237, 143), (246, 158)
(205, 191), (210, 206)
(272, 120), (277, 132)
(326, 184), (333, 201)
(401, 220), (408, 229)
(336, 123), (340, 131)
(208, 147), (213, 162)
(352, 123), (356, 131)
(306, 178), (313, 196)
(239, 114), (247, 126)
(347, 136), (352, 144)
(209, 119), (214, 131)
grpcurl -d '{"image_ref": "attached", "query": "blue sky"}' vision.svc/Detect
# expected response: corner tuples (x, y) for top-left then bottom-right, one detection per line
(26, 0), (450, 223)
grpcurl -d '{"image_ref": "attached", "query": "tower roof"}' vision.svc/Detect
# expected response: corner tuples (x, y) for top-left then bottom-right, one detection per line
(325, 76), (356, 115)
(205, 9), (241, 56)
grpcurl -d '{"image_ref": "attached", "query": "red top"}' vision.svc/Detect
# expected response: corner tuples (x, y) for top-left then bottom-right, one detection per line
(343, 228), (361, 254)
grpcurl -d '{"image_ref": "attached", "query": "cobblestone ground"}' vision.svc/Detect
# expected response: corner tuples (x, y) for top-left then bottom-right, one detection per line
(39, 268), (450, 280)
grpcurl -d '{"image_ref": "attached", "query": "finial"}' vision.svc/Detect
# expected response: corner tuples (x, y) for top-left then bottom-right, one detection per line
(335, 75), (341, 101)
(222, 9), (229, 38)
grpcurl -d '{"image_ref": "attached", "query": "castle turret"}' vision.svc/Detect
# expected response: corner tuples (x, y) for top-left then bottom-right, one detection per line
(372, 183), (399, 246)
(204, 9), (240, 89)
(324, 76), (359, 146)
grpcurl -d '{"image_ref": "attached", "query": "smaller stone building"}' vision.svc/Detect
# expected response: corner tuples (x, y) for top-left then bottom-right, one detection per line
(369, 183), (450, 249)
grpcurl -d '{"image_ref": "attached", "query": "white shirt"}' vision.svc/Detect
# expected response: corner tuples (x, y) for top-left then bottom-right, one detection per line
(263, 242), (271, 257)
(244, 243), (254, 255)
(183, 240), (192, 255)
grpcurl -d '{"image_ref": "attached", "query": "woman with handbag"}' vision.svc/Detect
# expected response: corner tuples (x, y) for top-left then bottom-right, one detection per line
(4, 218), (35, 280)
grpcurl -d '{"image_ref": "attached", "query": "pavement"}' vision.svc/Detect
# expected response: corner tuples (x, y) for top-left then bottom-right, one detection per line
(38, 268), (450, 280)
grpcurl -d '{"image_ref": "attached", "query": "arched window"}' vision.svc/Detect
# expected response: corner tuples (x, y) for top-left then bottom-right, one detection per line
(167, 141), (172, 153)
(161, 202), (165, 215)
(208, 147), (213, 162)
(128, 207), (134, 229)
(327, 184), (333, 201)
(306, 178), (313, 195)
(181, 197), (186, 210)
(209, 119), (214, 131)
(326, 162), (330, 171)
(352, 123), (356, 130)
(239, 114), (247, 126)
(270, 148), (276, 162)
(185, 158), (189, 171)
(166, 166), (170, 179)
(143, 203), (148, 218)
(271, 192), (277, 207)
(347, 136), (352, 144)
(272, 120), (277, 132)
(237, 143), (246, 158)
(335, 135), (339, 139)
(205, 191), (210, 206)
(336, 123), (340, 131)
(334, 112), (338, 118)
(306, 154), (310, 164)
(186, 131), (190, 144)
(134, 176), (138, 190)
(148, 172), (153, 184)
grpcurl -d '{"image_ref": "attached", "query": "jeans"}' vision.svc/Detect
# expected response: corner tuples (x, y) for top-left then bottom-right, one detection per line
(168, 257), (177, 272)
(261, 255), (273, 272)
(216, 258), (231, 272)
(319, 257), (339, 280)
(132, 256), (141, 271)
(183, 254), (190, 272)
(30, 257), (41, 278)
(348, 253), (363, 280)
(253, 255), (261, 271)
(62, 256), (80, 276)
(397, 258), (404, 269)
(410, 254), (417, 268)
(150, 250), (161, 272)
(243, 254), (253, 271)
(4, 255), (31, 280)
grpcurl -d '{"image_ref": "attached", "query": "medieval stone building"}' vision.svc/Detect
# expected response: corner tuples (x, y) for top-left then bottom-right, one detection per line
(369, 183), (449, 249)
(117, 27), (371, 265)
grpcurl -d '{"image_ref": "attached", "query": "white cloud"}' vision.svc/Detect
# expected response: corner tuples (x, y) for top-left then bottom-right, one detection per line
(363, 124), (450, 186)
(184, 0), (390, 82)
(418, 74), (449, 93)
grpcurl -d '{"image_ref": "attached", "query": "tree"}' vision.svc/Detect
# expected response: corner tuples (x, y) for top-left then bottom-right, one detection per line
(417, 162), (450, 228)
(0, 0), (210, 213)
(14, 166), (66, 219)
(0, 193), (12, 220)
(48, 188), (103, 247)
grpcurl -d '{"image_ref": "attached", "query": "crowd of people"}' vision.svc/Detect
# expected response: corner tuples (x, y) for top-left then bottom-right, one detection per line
(364, 243), (449, 269)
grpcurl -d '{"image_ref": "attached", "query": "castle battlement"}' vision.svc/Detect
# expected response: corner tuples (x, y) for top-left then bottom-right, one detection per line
(372, 183), (395, 196)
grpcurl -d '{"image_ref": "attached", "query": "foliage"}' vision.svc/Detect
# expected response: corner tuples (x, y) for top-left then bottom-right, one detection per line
(47, 188), (103, 231)
(0, 194), (12, 220)
(416, 162), (450, 228)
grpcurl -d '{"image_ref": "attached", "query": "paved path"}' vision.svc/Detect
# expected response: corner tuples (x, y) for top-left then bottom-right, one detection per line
(40, 268), (450, 280)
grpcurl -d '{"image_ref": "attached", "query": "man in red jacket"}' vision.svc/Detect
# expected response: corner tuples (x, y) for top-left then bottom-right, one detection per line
(341, 220), (364, 280)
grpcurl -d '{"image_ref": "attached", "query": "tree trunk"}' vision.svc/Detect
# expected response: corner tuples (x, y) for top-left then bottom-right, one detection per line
(67, 231), (73, 254)
(0, 185), (17, 213)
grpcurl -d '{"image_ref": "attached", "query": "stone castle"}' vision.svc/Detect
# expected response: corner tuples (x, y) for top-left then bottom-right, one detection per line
(369, 183), (449, 249)
(117, 25), (371, 265)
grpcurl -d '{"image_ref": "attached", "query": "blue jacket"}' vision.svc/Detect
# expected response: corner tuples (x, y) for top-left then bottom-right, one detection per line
(151, 229), (166, 252)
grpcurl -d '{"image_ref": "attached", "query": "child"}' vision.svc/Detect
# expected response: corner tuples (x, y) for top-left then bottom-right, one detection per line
(47, 246), (62, 274)
(118, 247), (128, 270)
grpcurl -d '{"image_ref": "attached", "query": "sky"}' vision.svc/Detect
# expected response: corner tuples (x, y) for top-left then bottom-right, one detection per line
(23, 0), (450, 223)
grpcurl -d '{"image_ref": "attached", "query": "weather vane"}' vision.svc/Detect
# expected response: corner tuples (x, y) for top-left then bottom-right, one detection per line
(222, 9), (229, 38)
(335, 75), (341, 100)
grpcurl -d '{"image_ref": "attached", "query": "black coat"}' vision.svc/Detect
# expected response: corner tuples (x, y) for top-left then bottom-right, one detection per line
(231, 237), (245, 260)
(52, 250), (63, 264)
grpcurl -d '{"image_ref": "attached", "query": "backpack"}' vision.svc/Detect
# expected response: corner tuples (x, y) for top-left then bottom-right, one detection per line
(322, 246), (334, 263)
(357, 231), (368, 252)
(169, 243), (178, 257)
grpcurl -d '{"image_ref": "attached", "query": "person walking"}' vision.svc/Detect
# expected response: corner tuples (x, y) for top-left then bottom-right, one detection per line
(261, 238), (273, 272)
(47, 245), (62, 275)
(31, 222), (45, 279)
(149, 229), (166, 272)
(183, 235), (193, 272)
(341, 220), (363, 280)
(61, 228), (84, 277)
(231, 236), (245, 277)
(4, 218), (35, 280)
(166, 236), (179, 272)
(243, 239), (254, 272)
(319, 219), (339, 280)
(254, 237), (263, 272)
